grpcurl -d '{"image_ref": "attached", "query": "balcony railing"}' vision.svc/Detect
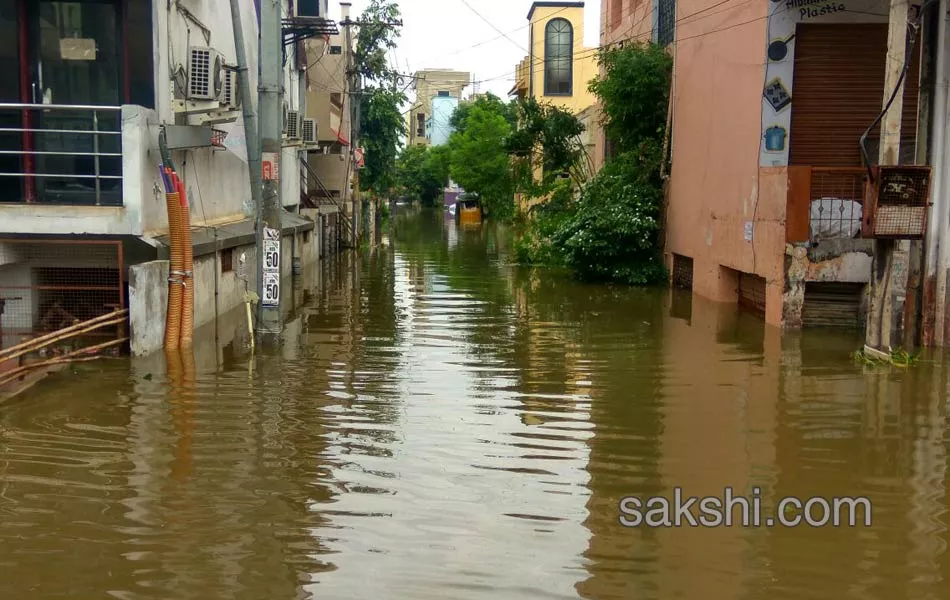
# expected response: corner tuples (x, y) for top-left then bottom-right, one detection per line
(0, 103), (123, 207)
(786, 166), (868, 244)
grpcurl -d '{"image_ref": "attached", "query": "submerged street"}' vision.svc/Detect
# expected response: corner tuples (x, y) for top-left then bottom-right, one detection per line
(1, 208), (949, 599)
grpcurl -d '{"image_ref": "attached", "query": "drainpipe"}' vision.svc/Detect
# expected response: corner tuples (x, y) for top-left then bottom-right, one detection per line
(926, 0), (950, 345)
(228, 0), (263, 279)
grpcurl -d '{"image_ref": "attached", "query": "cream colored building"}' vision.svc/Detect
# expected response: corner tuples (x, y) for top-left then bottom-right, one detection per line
(510, 2), (597, 115)
(406, 69), (471, 147)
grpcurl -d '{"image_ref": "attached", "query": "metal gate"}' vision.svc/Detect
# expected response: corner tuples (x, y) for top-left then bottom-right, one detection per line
(0, 239), (125, 354)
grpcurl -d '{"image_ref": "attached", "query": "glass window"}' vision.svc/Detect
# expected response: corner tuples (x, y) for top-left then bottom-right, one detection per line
(544, 18), (573, 96)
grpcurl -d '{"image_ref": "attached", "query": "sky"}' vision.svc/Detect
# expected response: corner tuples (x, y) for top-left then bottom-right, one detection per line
(327, 0), (603, 100)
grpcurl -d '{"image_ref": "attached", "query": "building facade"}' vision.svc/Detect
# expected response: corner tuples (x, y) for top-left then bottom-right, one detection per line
(597, 0), (930, 333)
(0, 0), (343, 358)
(510, 2), (598, 116)
(304, 3), (354, 246)
(406, 69), (470, 147)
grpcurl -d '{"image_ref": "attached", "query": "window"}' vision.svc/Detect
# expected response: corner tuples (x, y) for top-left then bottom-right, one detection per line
(611, 0), (623, 29)
(544, 18), (573, 96)
(329, 45), (343, 55)
(656, 0), (676, 47)
(437, 90), (450, 97)
(416, 113), (425, 137)
(221, 248), (234, 273)
(330, 92), (343, 108)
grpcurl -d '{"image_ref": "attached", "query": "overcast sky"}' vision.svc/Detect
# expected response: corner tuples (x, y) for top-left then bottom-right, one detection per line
(329, 0), (603, 99)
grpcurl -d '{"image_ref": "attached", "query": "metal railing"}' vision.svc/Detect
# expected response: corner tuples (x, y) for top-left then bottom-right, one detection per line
(0, 103), (123, 206)
(300, 156), (354, 235)
(809, 168), (867, 243)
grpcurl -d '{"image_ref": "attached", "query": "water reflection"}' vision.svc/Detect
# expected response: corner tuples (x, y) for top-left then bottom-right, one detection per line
(0, 208), (946, 599)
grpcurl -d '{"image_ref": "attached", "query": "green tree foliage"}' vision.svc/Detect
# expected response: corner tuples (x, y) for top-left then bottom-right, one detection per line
(552, 148), (667, 284)
(360, 87), (405, 196)
(508, 98), (589, 199)
(396, 144), (451, 206)
(354, 0), (405, 197)
(355, 0), (401, 81)
(588, 43), (673, 155)
(516, 43), (672, 286)
(447, 94), (516, 219)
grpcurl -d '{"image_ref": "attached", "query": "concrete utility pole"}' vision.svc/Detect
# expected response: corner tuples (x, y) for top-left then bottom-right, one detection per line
(924, 0), (950, 346)
(258, 0), (283, 337)
(866, 0), (911, 354)
(341, 3), (360, 249)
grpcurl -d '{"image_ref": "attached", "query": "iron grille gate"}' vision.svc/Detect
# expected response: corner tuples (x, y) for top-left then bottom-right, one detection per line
(0, 239), (125, 356)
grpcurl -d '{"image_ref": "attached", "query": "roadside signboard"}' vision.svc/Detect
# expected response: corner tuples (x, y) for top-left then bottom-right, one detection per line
(262, 227), (281, 306)
(262, 152), (279, 181)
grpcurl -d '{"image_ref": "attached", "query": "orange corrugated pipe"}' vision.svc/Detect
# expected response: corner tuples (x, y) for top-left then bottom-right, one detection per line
(176, 175), (195, 349)
(164, 178), (184, 351)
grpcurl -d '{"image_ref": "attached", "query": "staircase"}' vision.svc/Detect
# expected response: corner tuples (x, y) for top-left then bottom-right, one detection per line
(299, 157), (356, 243)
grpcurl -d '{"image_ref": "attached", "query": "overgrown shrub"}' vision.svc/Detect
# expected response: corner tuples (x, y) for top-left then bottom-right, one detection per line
(513, 42), (672, 286)
(552, 149), (667, 285)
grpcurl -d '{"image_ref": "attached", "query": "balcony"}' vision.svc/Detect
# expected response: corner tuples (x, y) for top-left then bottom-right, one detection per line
(0, 103), (122, 207)
(786, 166), (870, 247)
(0, 105), (162, 237)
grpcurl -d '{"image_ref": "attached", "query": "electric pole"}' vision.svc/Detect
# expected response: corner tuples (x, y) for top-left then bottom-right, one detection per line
(258, 0), (283, 338)
(342, 9), (362, 249)
(866, 0), (912, 355)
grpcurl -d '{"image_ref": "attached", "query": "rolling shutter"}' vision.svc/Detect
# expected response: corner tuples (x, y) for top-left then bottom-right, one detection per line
(789, 23), (920, 167)
(802, 282), (864, 328)
(738, 273), (767, 315)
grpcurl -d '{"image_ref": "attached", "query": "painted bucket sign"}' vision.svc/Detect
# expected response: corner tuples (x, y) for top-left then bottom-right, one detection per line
(765, 126), (787, 152)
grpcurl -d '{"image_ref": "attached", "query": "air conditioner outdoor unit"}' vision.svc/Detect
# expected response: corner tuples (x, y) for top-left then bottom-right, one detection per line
(187, 46), (225, 101)
(302, 118), (317, 144)
(220, 67), (241, 110)
(285, 110), (301, 141)
(295, 0), (328, 18)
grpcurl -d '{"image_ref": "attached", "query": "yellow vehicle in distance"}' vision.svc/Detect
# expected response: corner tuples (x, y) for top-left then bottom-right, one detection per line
(456, 193), (482, 227)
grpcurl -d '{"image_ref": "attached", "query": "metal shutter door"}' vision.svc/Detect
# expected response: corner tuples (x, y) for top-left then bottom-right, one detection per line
(789, 23), (920, 167)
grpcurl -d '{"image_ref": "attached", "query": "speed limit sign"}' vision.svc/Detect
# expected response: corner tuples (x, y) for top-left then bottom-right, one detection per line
(264, 240), (280, 272)
(263, 273), (280, 306)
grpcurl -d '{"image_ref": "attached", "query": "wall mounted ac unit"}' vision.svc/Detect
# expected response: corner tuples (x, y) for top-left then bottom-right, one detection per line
(285, 110), (301, 141)
(221, 67), (241, 110)
(187, 46), (225, 101)
(302, 118), (317, 144)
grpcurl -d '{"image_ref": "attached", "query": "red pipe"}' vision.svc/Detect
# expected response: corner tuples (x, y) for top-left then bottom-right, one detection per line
(17, 0), (35, 202)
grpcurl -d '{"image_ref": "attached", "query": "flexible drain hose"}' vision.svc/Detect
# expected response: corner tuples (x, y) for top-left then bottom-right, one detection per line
(164, 185), (184, 351)
(176, 175), (195, 349)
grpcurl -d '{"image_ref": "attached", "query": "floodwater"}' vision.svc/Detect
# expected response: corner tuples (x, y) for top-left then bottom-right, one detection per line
(1, 208), (949, 599)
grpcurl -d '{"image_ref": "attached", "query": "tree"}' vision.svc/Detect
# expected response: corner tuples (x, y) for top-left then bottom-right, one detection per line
(360, 87), (405, 196)
(447, 94), (515, 219)
(508, 97), (589, 200)
(354, 0), (405, 197)
(397, 144), (451, 206)
(515, 43), (672, 286)
(589, 43), (672, 155)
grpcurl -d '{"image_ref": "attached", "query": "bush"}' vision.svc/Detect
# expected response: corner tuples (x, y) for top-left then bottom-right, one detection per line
(553, 151), (667, 285)
(515, 181), (574, 265)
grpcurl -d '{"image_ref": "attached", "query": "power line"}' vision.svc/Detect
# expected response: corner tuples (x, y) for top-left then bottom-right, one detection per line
(457, 0), (530, 54)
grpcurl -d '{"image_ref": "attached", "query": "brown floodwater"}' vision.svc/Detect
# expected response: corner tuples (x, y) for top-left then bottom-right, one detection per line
(1, 208), (949, 599)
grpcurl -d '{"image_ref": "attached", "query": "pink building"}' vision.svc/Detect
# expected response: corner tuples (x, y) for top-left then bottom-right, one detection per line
(597, 0), (922, 329)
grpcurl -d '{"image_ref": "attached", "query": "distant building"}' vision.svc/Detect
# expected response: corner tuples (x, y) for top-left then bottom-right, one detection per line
(429, 94), (460, 146)
(406, 69), (471, 147)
